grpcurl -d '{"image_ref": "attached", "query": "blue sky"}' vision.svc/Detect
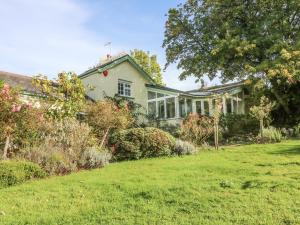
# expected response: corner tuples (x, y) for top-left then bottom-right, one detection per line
(0, 0), (207, 90)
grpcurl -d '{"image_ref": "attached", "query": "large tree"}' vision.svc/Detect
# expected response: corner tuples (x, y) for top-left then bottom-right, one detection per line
(130, 49), (165, 85)
(163, 0), (300, 83)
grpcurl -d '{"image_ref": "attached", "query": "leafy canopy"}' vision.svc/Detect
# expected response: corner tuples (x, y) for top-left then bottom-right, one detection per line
(163, 0), (300, 83)
(130, 49), (165, 85)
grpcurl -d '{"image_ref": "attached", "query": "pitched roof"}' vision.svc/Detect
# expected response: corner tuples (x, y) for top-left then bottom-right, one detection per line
(0, 71), (36, 93)
(78, 54), (156, 84)
(187, 81), (245, 95)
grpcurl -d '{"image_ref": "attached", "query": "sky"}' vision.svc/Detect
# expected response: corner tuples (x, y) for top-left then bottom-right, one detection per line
(0, 0), (208, 91)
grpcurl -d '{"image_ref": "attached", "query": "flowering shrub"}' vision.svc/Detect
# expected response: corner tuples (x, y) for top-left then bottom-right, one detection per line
(0, 84), (41, 159)
(110, 127), (175, 161)
(180, 114), (214, 146)
(85, 100), (133, 148)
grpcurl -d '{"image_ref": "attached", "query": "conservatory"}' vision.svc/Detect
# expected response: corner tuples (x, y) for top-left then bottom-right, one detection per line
(146, 82), (245, 124)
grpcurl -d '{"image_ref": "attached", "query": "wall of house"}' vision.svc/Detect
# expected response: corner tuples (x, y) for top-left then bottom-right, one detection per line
(81, 61), (150, 114)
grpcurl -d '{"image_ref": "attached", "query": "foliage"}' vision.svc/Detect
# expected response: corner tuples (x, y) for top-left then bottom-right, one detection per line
(21, 118), (97, 175)
(261, 127), (283, 143)
(84, 100), (133, 147)
(105, 95), (143, 126)
(180, 114), (214, 145)
(173, 139), (197, 156)
(0, 84), (41, 159)
(33, 72), (86, 119)
(269, 79), (300, 126)
(79, 147), (111, 169)
(158, 123), (181, 138)
(220, 114), (259, 137)
(22, 146), (76, 175)
(110, 127), (175, 161)
(0, 161), (46, 188)
(163, 0), (300, 83)
(130, 49), (165, 85)
(250, 96), (275, 137)
(0, 141), (299, 224)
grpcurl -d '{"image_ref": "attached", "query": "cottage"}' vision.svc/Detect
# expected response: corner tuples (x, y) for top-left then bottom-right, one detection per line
(79, 54), (245, 124)
(0, 54), (246, 124)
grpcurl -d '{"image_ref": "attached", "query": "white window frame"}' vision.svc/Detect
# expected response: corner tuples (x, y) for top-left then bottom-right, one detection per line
(118, 80), (132, 97)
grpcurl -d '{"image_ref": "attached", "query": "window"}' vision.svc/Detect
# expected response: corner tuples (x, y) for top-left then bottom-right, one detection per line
(157, 93), (165, 98)
(204, 101), (209, 116)
(148, 101), (156, 117)
(226, 98), (232, 114)
(158, 100), (165, 119)
(166, 97), (176, 118)
(148, 91), (156, 100)
(196, 101), (202, 114)
(186, 99), (192, 115)
(118, 80), (131, 97)
(179, 98), (186, 117)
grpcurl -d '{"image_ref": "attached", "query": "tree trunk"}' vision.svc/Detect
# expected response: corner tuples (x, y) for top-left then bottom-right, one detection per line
(260, 119), (264, 138)
(2, 135), (10, 160)
(100, 127), (110, 149)
(214, 123), (219, 150)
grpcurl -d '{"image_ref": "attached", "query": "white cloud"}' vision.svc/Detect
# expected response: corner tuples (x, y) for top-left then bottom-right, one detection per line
(0, 0), (209, 91)
(0, 0), (122, 78)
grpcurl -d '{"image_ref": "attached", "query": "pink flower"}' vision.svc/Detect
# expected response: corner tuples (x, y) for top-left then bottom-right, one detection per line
(11, 104), (21, 112)
(27, 103), (33, 109)
(1, 84), (12, 100)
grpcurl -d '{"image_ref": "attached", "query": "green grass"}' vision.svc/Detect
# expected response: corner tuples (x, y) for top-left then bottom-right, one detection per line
(0, 140), (300, 225)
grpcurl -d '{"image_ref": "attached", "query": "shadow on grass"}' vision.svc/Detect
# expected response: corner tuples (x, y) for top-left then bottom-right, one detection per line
(269, 145), (300, 155)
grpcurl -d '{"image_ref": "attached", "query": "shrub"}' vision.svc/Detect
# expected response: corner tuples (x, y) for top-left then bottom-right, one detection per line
(159, 124), (181, 138)
(261, 126), (282, 143)
(0, 161), (46, 188)
(79, 147), (111, 169)
(173, 140), (197, 156)
(220, 114), (259, 137)
(180, 114), (214, 145)
(84, 100), (133, 147)
(21, 118), (98, 175)
(21, 146), (76, 175)
(110, 127), (175, 161)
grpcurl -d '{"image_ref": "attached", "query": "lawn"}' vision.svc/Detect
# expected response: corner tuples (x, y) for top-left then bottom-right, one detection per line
(0, 141), (299, 225)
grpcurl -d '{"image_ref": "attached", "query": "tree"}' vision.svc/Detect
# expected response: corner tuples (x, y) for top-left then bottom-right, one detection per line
(163, 0), (300, 83)
(33, 72), (86, 120)
(130, 49), (165, 85)
(250, 96), (275, 137)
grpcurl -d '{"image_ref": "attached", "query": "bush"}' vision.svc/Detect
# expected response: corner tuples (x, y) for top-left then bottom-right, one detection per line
(79, 147), (111, 169)
(159, 124), (181, 138)
(180, 114), (214, 145)
(261, 127), (282, 143)
(173, 140), (197, 155)
(0, 161), (46, 188)
(21, 146), (76, 175)
(220, 114), (259, 137)
(21, 118), (99, 175)
(110, 127), (175, 161)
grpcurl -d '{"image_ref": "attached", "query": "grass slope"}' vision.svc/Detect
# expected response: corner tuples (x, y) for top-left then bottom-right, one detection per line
(0, 141), (299, 225)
